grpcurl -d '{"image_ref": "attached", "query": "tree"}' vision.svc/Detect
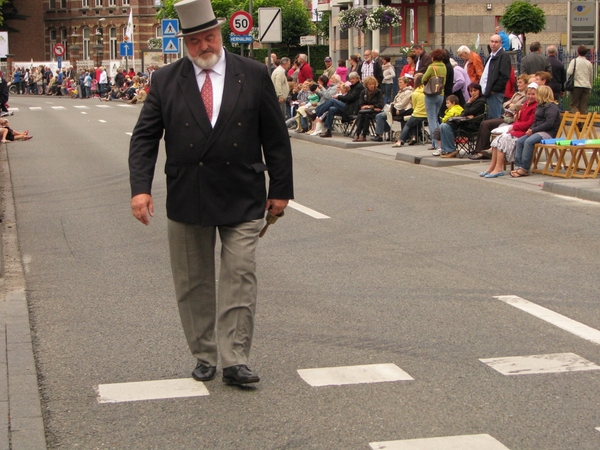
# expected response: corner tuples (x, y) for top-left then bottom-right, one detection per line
(500, 0), (546, 54)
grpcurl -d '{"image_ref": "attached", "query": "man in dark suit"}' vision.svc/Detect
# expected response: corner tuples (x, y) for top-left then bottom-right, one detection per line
(129, 0), (293, 386)
(547, 45), (566, 102)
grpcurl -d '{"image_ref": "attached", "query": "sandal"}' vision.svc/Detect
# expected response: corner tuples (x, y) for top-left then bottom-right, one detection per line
(392, 141), (404, 148)
(510, 169), (529, 178)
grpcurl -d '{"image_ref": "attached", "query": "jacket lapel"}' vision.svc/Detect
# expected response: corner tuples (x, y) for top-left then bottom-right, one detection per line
(177, 58), (213, 138)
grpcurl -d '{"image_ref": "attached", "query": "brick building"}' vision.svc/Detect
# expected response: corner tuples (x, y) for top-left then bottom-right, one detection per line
(5, 0), (163, 69)
(318, 0), (570, 63)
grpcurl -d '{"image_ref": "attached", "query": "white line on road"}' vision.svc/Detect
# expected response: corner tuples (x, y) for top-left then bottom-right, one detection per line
(51, 106), (66, 110)
(288, 200), (330, 219)
(81, 112), (87, 115)
(480, 353), (600, 376)
(494, 295), (600, 346)
(298, 363), (413, 387)
(96, 105), (112, 108)
(8, 108), (18, 111)
(73, 106), (89, 109)
(97, 378), (209, 403)
(125, 132), (132, 136)
(369, 434), (510, 449)
(118, 104), (135, 108)
(29, 107), (42, 110)
(99, 120), (107, 123)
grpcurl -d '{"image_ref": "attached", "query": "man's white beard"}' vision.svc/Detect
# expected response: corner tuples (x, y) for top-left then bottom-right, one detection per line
(188, 49), (220, 70)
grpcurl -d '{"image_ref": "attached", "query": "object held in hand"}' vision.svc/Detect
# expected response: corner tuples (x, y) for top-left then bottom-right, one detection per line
(259, 210), (284, 238)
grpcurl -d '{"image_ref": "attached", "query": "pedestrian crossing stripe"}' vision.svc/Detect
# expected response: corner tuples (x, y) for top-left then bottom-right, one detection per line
(96, 105), (113, 108)
(297, 363), (413, 387)
(52, 106), (66, 110)
(8, 108), (18, 111)
(97, 378), (209, 403)
(369, 433), (510, 449)
(73, 106), (89, 109)
(125, 132), (132, 136)
(29, 107), (42, 110)
(480, 353), (600, 376)
(165, 40), (178, 52)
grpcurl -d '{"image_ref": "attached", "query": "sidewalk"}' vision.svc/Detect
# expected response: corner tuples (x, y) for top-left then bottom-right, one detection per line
(0, 144), (47, 450)
(290, 131), (600, 203)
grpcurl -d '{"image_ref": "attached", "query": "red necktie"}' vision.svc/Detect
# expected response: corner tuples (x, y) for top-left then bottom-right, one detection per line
(201, 70), (213, 121)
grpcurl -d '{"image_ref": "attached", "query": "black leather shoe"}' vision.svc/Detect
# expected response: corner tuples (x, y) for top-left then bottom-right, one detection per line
(192, 363), (217, 382)
(370, 136), (383, 142)
(222, 365), (260, 385)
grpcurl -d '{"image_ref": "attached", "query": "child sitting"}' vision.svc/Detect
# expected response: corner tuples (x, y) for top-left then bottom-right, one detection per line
(0, 118), (32, 142)
(433, 95), (463, 141)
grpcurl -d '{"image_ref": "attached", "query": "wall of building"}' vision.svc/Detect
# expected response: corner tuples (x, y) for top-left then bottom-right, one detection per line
(6, 0), (45, 61)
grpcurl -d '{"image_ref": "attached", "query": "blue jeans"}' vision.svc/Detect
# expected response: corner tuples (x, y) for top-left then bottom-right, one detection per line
(439, 122), (457, 152)
(399, 116), (426, 143)
(425, 95), (443, 149)
(514, 133), (544, 172)
(316, 98), (344, 118)
(382, 83), (393, 104)
(486, 92), (504, 119)
(324, 105), (343, 131)
(375, 111), (389, 135)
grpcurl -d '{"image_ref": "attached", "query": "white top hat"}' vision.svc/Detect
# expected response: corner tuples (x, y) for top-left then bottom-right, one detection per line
(175, 0), (226, 36)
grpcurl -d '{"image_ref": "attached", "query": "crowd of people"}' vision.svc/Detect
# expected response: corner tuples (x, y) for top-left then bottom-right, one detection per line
(9, 64), (157, 102)
(272, 33), (593, 178)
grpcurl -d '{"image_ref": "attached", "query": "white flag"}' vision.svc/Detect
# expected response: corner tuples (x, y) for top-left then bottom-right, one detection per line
(126, 9), (134, 43)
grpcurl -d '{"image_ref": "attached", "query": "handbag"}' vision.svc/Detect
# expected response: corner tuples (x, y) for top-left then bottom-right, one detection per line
(423, 65), (444, 96)
(565, 59), (576, 91)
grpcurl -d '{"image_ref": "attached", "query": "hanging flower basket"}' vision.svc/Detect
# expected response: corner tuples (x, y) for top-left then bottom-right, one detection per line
(339, 6), (402, 32)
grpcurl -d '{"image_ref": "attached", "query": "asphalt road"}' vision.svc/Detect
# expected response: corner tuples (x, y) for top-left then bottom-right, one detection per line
(5, 94), (600, 449)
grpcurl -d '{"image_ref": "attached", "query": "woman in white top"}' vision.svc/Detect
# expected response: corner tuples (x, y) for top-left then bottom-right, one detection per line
(567, 45), (594, 113)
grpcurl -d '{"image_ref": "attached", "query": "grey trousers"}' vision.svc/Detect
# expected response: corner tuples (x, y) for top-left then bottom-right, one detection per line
(167, 218), (263, 369)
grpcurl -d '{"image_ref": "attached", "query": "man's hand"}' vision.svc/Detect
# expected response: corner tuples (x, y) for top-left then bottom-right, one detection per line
(265, 199), (289, 217)
(131, 193), (154, 225)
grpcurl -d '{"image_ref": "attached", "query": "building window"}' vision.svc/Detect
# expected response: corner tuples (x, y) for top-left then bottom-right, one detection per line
(82, 0), (89, 7)
(389, 1), (429, 47)
(109, 27), (117, 59)
(60, 0), (67, 8)
(61, 29), (68, 52)
(109, 0), (116, 6)
(49, 0), (56, 9)
(122, 0), (130, 5)
(95, 0), (102, 7)
(83, 28), (90, 60)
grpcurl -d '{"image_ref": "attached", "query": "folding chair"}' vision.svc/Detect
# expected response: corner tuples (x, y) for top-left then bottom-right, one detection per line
(454, 108), (487, 158)
(530, 112), (577, 174)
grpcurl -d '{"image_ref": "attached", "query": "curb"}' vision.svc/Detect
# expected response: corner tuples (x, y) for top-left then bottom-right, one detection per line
(0, 145), (47, 450)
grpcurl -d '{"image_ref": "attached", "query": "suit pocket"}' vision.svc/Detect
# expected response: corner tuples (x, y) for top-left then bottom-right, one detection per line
(249, 162), (268, 173)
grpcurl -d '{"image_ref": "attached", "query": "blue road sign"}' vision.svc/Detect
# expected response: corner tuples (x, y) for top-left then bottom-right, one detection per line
(229, 35), (254, 44)
(162, 37), (180, 54)
(162, 19), (179, 37)
(57, 56), (62, 69)
(120, 42), (133, 57)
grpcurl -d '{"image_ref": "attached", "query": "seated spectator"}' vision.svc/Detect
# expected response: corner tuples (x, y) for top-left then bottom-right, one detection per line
(294, 82), (317, 133)
(432, 95), (463, 142)
(481, 84), (538, 178)
(318, 72), (364, 138)
(400, 52), (416, 78)
(372, 76), (413, 142)
(352, 76), (384, 142)
(0, 118), (32, 142)
(392, 74), (427, 147)
(511, 85), (561, 177)
(469, 74), (530, 160)
(534, 71), (551, 87)
(307, 75), (340, 135)
(436, 83), (487, 157)
(309, 81), (348, 135)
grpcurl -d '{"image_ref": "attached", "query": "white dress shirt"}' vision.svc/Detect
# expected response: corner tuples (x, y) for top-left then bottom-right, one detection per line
(193, 49), (226, 127)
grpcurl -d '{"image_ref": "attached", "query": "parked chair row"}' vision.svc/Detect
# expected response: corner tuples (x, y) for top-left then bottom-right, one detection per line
(531, 111), (600, 179)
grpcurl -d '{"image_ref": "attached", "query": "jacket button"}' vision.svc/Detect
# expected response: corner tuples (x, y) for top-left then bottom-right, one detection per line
(190, 144), (193, 148)
(233, 143), (238, 147)
(226, 161), (230, 165)
(237, 122), (242, 127)
(185, 123), (189, 127)
(199, 162), (204, 167)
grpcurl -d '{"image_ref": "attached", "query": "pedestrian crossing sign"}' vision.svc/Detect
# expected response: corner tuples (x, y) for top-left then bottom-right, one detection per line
(162, 37), (180, 54)
(162, 19), (179, 37)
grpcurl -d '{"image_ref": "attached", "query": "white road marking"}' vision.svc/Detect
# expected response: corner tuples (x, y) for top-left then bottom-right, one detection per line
(118, 104), (135, 108)
(480, 353), (600, 376)
(288, 200), (330, 219)
(99, 120), (107, 123)
(369, 434), (510, 449)
(96, 104), (112, 108)
(8, 108), (18, 111)
(29, 107), (42, 110)
(73, 105), (89, 109)
(298, 363), (413, 387)
(97, 378), (209, 403)
(494, 295), (600, 346)
(125, 132), (132, 136)
(81, 112), (87, 115)
(51, 106), (66, 110)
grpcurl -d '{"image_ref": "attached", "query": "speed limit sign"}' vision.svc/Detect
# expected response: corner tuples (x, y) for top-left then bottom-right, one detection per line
(229, 11), (253, 35)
